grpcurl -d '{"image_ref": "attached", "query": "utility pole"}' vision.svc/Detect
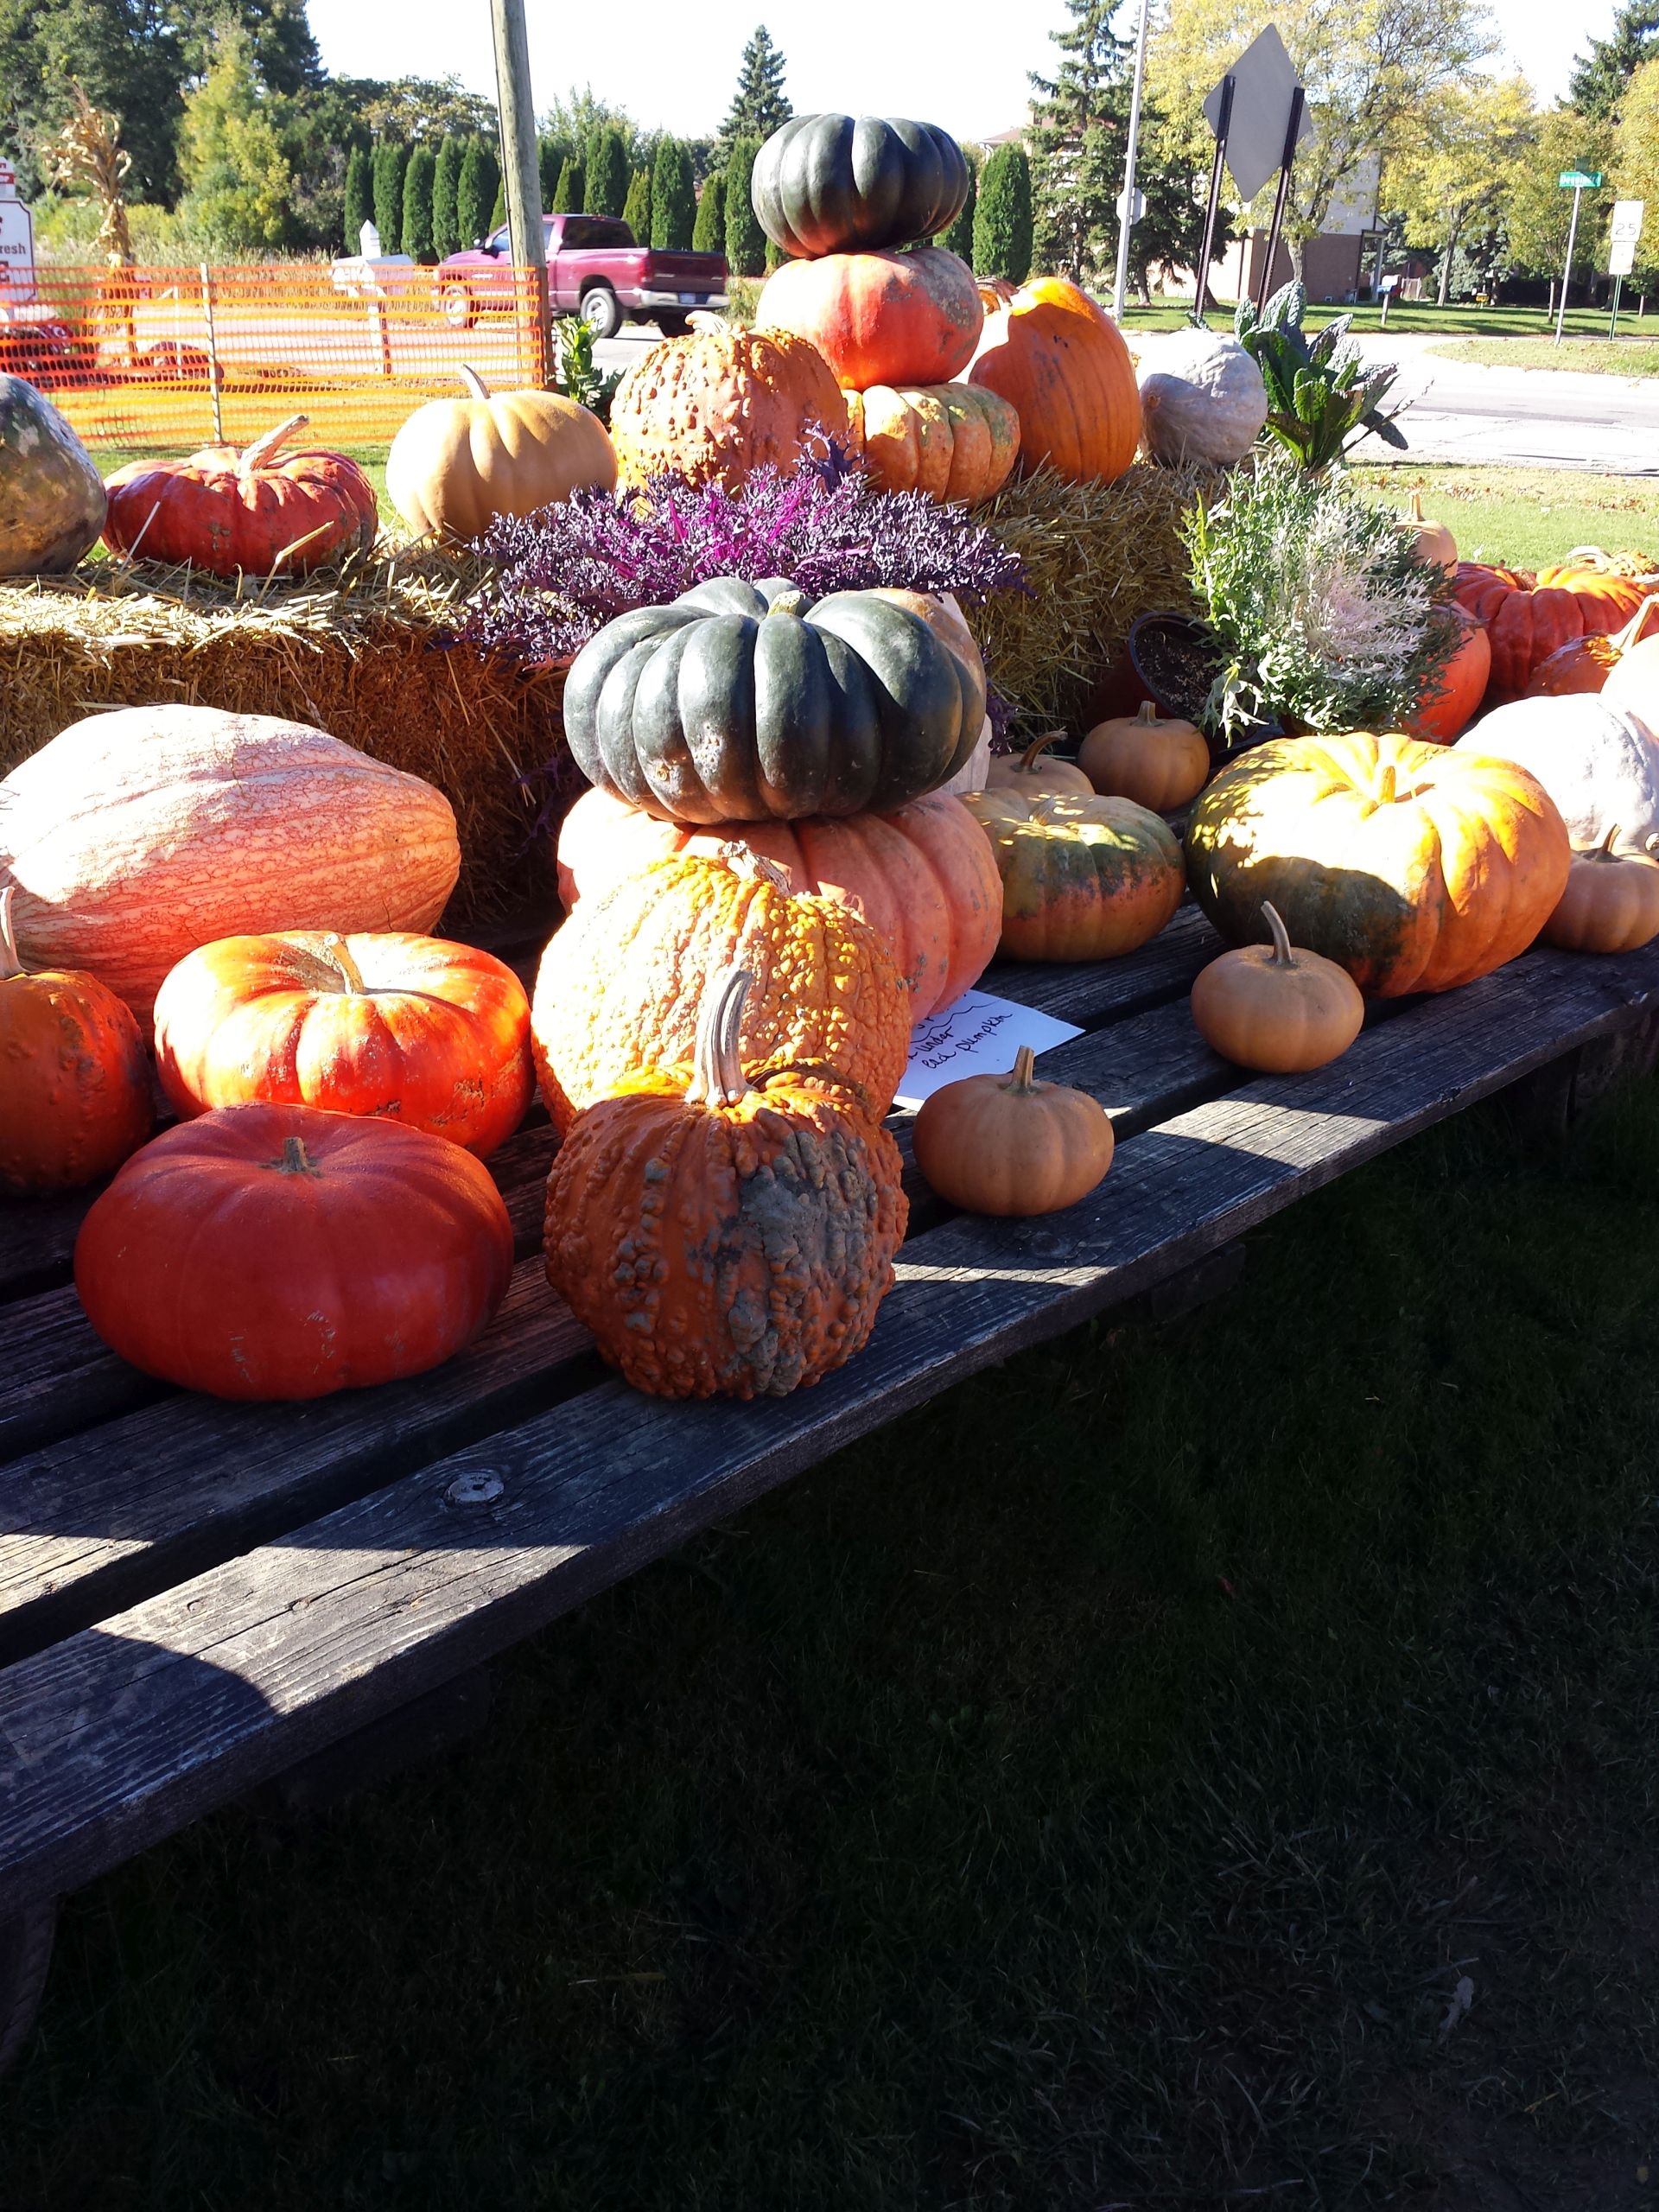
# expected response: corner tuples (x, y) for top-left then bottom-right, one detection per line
(1111, 0), (1152, 321)
(491, 0), (549, 383)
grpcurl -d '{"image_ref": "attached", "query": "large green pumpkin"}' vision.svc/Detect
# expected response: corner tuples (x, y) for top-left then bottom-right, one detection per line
(0, 376), (106, 577)
(563, 576), (988, 824)
(752, 115), (971, 260)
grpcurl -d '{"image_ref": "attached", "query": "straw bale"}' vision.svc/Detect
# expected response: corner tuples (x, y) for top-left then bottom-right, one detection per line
(974, 460), (1224, 735)
(0, 545), (563, 921)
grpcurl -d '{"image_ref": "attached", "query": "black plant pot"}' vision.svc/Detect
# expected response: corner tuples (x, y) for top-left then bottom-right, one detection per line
(1092, 612), (1283, 763)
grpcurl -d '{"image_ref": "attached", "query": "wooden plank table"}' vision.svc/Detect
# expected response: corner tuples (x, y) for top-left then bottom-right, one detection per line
(3, 901), (1657, 2072)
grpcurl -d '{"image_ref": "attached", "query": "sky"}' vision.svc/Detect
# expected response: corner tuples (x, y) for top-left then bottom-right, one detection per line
(306, 0), (1624, 143)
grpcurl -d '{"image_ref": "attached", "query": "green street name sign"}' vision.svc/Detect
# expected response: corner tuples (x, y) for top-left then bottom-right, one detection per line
(1560, 169), (1605, 188)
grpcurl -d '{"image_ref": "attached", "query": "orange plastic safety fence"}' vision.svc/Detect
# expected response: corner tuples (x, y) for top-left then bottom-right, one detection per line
(3, 263), (550, 456)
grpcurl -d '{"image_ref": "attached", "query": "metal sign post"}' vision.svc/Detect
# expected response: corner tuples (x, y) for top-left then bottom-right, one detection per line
(1193, 74), (1235, 322)
(1554, 168), (1604, 345)
(1256, 85), (1306, 308)
(1609, 200), (1646, 338)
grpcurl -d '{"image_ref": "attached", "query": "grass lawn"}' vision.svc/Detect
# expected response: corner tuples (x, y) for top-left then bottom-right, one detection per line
(3, 1077), (1658, 2210)
(1117, 298), (1627, 340)
(1350, 462), (1659, 569)
(1431, 336), (1659, 377)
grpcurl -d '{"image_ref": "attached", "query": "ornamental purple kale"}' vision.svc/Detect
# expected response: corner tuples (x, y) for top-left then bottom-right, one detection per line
(459, 438), (1027, 664)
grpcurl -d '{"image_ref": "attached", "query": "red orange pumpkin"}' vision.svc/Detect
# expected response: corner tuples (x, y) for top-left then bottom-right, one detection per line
(153, 930), (533, 1158)
(1406, 607), (1491, 742)
(1527, 594), (1659, 698)
(967, 276), (1141, 486)
(103, 415), (378, 578)
(1455, 554), (1659, 704)
(755, 246), (983, 390)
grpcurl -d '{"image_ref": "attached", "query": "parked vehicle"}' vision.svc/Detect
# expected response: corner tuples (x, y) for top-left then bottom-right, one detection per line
(435, 215), (728, 339)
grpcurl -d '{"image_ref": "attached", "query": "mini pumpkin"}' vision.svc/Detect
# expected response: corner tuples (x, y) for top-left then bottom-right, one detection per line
(102, 415), (378, 578)
(385, 365), (617, 541)
(544, 967), (907, 1399)
(912, 1045), (1114, 1217)
(1541, 826), (1659, 953)
(755, 245), (983, 390)
(843, 381), (1020, 505)
(1189, 900), (1365, 1072)
(0, 885), (152, 1196)
(531, 846), (912, 1132)
(1527, 594), (1659, 698)
(964, 788), (1185, 962)
(607, 321), (849, 491)
(153, 930), (533, 1158)
(967, 276), (1141, 486)
(1078, 701), (1210, 811)
(984, 733), (1095, 799)
(1404, 491), (1458, 574)
(73, 1103), (514, 1401)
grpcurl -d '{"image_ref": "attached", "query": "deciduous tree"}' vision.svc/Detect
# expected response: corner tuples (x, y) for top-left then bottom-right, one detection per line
(175, 23), (295, 251)
(1389, 75), (1536, 303)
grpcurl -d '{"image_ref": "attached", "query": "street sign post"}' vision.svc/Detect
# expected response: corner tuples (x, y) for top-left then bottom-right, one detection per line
(0, 153), (35, 309)
(1554, 168), (1605, 345)
(1608, 200), (1645, 336)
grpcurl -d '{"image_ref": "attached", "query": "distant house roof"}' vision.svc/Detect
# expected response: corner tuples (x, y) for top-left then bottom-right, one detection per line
(978, 124), (1028, 148)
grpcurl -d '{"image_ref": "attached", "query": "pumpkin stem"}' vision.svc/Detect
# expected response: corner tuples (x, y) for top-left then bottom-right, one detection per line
(1136, 701), (1158, 726)
(272, 1135), (322, 1177)
(1613, 594), (1659, 654)
(1262, 901), (1296, 968)
(688, 968), (753, 1109)
(0, 886), (25, 981)
(764, 588), (810, 619)
(1598, 823), (1624, 861)
(721, 846), (794, 895)
(239, 415), (308, 472)
(1408, 490), (1426, 524)
(325, 933), (368, 992)
(1004, 1045), (1039, 1094)
(1020, 733), (1068, 772)
(456, 365), (492, 400)
(1376, 762), (1398, 808)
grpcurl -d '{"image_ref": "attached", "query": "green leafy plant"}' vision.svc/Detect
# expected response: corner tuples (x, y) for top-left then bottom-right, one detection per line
(1234, 281), (1405, 468)
(551, 315), (621, 423)
(1185, 456), (1456, 745)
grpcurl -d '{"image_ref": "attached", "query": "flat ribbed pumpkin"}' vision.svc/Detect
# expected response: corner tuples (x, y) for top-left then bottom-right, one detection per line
(1185, 731), (1570, 995)
(545, 967), (907, 1401)
(386, 365), (617, 541)
(531, 846), (912, 1132)
(153, 930), (533, 1158)
(103, 415), (378, 578)
(0, 704), (461, 1020)
(844, 381), (1020, 504)
(1455, 555), (1659, 704)
(555, 785), (1001, 1016)
(964, 788), (1185, 961)
(967, 276), (1141, 486)
(752, 114), (971, 257)
(607, 321), (848, 492)
(756, 246), (982, 390)
(563, 575), (986, 823)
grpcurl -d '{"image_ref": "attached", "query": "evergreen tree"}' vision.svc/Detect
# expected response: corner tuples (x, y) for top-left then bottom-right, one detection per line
(941, 147), (977, 260)
(1571, 3), (1659, 118)
(538, 135), (566, 211)
(1027, 0), (1128, 283)
(588, 124), (629, 216)
(455, 136), (498, 245)
(343, 143), (373, 250)
(432, 133), (463, 256)
(693, 170), (728, 251)
(372, 137), (409, 251)
(401, 143), (435, 260)
(724, 135), (768, 275)
(622, 163), (652, 238)
(974, 143), (1032, 280)
(718, 26), (791, 153)
(652, 135), (696, 248)
(554, 156), (583, 212)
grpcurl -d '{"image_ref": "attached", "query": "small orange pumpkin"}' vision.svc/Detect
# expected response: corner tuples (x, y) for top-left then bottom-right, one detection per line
(1526, 594), (1659, 699)
(912, 1044), (1114, 1217)
(984, 733), (1095, 799)
(1406, 607), (1492, 742)
(1189, 900), (1365, 1072)
(544, 967), (907, 1399)
(967, 276), (1141, 486)
(1078, 701), (1211, 810)
(1541, 826), (1659, 953)
(0, 886), (153, 1195)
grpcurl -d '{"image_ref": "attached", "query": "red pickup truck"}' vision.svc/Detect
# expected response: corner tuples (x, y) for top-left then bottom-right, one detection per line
(435, 214), (728, 339)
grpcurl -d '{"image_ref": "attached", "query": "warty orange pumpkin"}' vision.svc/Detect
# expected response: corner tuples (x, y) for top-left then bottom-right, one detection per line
(0, 885), (152, 1195)
(153, 930), (533, 1158)
(544, 967), (907, 1400)
(1185, 731), (1571, 995)
(966, 276), (1141, 486)
(607, 321), (849, 491)
(531, 846), (912, 1132)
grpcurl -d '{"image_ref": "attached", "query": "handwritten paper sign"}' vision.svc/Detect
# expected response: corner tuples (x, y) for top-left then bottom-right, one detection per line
(894, 989), (1083, 1110)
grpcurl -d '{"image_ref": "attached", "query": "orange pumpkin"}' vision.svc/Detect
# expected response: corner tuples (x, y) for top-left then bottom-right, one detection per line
(555, 785), (1001, 1018)
(103, 415), (378, 578)
(532, 847), (912, 1132)
(153, 930), (533, 1159)
(544, 967), (907, 1399)
(1078, 701), (1211, 810)
(964, 788), (1185, 961)
(843, 381), (1020, 504)
(607, 321), (849, 491)
(984, 733), (1095, 799)
(1456, 554), (1659, 703)
(1541, 827), (1659, 953)
(385, 365), (617, 541)
(1404, 490), (1457, 574)
(1406, 607), (1492, 742)
(912, 1045), (1114, 1217)
(1189, 900), (1365, 1072)
(0, 885), (152, 1196)
(967, 276), (1141, 486)
(755, 246), (983, 389)
(74, 1103), (513, 1401)
(1185, 732), (1571, 995)
(1528, 594), (1659, 699)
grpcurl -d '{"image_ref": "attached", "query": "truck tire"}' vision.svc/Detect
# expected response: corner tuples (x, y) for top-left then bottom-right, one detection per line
(580, 285), (621, 340)
(438, 283), (474, 332)
(654, 311), (691, 337)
